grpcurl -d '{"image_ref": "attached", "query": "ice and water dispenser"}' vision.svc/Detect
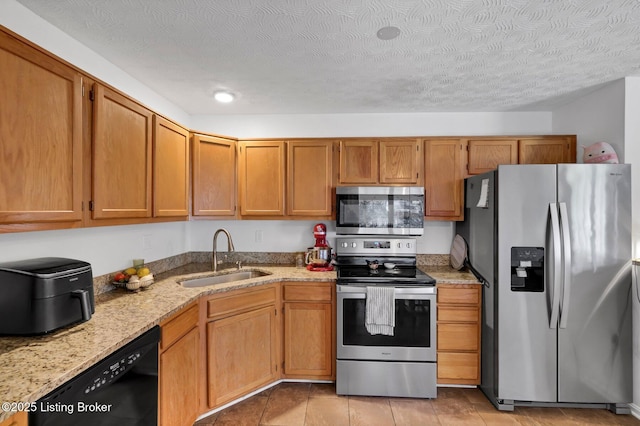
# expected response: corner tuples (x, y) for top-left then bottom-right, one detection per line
(511, 247), (544, 292)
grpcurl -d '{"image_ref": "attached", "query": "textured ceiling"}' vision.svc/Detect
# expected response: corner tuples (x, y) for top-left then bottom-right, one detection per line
(15, 0), (640, 115)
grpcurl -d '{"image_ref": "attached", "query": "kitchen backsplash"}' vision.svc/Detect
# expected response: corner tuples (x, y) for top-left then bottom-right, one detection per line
(93, 251), (451, 295)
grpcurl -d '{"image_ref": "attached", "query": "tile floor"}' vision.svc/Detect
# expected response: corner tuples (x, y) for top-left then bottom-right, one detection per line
(194, 382), (640, 425)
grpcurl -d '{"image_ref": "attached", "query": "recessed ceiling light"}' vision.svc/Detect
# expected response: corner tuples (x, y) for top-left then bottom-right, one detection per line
(214, 91), (234, 103)
(376, 26), (401, 40)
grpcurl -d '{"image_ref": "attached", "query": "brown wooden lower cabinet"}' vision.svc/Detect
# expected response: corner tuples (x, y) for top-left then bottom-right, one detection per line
(159, 302), (200, 426)
(436, 283), (482, 385)
(282, 282), (335, 380)
(159, 282), (336, 425)
(203, 284), (279, 409)
(0, 411), (27, 426)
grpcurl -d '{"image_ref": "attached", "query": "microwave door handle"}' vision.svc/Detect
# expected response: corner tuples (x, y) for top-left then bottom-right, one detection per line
(71, 289), (92, 321)
(549, 203), (561, 329)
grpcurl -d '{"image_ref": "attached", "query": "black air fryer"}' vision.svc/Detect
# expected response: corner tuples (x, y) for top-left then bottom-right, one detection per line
(0, 257), (95, 335)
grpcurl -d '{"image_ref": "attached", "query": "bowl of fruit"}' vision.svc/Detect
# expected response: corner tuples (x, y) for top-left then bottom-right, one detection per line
(113, 266), (154, 291)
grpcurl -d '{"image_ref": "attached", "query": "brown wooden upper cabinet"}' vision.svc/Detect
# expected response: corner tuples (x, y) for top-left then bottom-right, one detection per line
(519, 136), (576, 164)
(153, 116), (189, 217)
(192, 134), (237, 217)
(338, 138), (421, 185)
(287, 140), (333, 216)
(466, 136), (577, 175)
(238, 141), (286, 215)
(379, 139), (422, 184)
(424, 139), (464, 220)
(338, 139), (378, 184)
(0, 30), (83, 232)
(466, 139), (518, 175)
(91, 84), (153, 219)
(238, 139), (334, 218)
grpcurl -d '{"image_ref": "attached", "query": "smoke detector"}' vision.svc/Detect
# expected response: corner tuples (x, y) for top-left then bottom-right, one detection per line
(376, 26), (401, 40)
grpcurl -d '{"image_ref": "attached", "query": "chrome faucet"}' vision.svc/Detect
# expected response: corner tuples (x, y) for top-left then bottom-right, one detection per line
(212, 228), (235, 272)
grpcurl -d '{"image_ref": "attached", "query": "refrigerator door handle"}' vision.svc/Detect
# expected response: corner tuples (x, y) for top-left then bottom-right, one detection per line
(558, 202), (572, 329)
(549, 202), (562, 329)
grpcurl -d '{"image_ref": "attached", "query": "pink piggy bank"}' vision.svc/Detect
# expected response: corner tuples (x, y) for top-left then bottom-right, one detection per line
(583, 142), (619, 164)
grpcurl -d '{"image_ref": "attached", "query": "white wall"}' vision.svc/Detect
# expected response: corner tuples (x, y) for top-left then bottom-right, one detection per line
(0, 222), (189, 276)
(0, 0), (555, 275)
(190, 111), (551, 139)
(189, 219), (454, 255)
(552, 79), (626, 162)
(0, 0), (190, 126)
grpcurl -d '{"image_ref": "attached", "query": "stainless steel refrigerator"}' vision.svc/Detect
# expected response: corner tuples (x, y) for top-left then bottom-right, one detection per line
(457, 164), (632, 413)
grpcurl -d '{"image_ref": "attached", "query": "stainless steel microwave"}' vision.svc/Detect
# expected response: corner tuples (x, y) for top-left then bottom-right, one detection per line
(335, 186), (424, 235)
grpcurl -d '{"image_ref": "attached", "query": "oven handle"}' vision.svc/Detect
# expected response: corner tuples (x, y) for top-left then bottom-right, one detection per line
(337, 285), (436, 296)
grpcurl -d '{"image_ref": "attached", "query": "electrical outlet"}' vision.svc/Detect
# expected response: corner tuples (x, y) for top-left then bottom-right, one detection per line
(255, 230), (263, 243)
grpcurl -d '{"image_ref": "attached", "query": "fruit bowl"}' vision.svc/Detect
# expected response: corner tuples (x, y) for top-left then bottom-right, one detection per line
(112, 268), (154, 292)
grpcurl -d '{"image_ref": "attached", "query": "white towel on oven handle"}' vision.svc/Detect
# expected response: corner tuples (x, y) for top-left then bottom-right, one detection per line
(365, 286), (395, 336)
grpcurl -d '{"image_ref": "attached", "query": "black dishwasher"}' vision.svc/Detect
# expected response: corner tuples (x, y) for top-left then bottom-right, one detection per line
(30, 326), (160, 426)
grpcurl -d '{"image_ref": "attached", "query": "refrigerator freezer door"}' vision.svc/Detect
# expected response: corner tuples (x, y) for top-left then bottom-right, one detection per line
(556, 164), (632, 404)
(461, 172), (498, 398)
(496, 165), (558, 403)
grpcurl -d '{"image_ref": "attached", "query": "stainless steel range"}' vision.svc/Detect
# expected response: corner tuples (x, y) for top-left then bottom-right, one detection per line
(335, 237), (437, 398)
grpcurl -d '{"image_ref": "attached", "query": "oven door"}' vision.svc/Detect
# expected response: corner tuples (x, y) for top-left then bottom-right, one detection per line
(337, 285), (436, 362)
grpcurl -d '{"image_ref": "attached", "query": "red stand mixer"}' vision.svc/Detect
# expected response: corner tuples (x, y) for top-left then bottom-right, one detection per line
(305, 223), (333, 271)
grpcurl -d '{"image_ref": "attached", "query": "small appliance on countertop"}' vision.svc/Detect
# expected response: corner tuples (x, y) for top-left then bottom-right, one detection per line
(0, 257), (95, 335)
(305, 223), (334, 271)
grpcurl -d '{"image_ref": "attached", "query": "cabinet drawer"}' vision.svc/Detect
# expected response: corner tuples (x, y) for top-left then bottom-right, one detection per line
(207, 285), (277, 320)
(437, 352), (480, 383)
(437, 306), (479, 323)
(437, 323), (479, 351)
(437, 286), (480, 305)
(161, 303), (198, 351)
(283, 283), (332, 302)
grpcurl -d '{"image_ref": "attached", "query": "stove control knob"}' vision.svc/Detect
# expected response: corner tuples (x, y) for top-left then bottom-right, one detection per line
(341, 242), (348, 248)
(351, 242), (357, 248)
(406, 243), (412, 248)
(397, 243), (401, 248)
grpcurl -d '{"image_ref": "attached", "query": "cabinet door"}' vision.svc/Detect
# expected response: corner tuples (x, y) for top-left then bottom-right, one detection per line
(92, 84), (152, 219)
(207, 306), (278, 407)
(287, 140), (333, 216)
(238, 141), (285, 215)
(519, 137), (575, 164)
(338, 139), (378, 184)
(192, 134), (237, 216)
(466, 139), (518, 175)
(437, 352), (480, 384)
(0, 31), (83, 230)
(424, 139), (463, 220)
(283, 302), (333, 378)
(379, 139), (421, 184)
(159, 327), (199, 426)
(153, 116), (189, 217)
(0, 411), (27, 426)
(436, 284), (482, 385)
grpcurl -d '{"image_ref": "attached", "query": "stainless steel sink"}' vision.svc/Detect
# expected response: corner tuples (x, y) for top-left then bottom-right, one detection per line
(180, 270), (271, 288)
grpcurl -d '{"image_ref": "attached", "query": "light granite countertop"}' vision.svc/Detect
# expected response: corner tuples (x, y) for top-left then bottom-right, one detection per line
(0, 263), (477, 422)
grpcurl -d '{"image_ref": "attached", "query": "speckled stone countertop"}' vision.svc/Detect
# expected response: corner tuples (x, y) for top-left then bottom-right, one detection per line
(0, 262), (476, 422)
(421, 266), (480, 284)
